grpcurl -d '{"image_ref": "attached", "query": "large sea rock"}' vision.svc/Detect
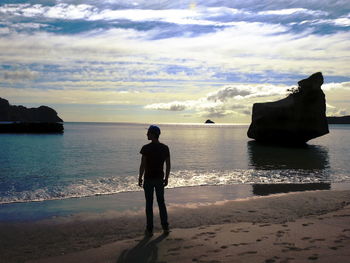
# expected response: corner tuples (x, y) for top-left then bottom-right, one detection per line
(0, 97), (63, 133)
(247, 72), (329, 144)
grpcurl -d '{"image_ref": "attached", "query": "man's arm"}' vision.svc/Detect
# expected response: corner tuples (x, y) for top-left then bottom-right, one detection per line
(164, 156), (171, 186)
(139, 155), (146, 187)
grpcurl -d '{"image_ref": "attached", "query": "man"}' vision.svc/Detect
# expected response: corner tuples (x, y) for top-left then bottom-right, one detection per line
(139, 125), (170, 236)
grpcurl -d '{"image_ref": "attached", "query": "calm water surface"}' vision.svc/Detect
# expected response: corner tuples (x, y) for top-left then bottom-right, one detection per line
(0, 123), (349, 205)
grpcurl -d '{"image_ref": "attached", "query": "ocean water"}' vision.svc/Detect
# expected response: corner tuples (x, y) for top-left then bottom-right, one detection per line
(0, 122), (349, 205)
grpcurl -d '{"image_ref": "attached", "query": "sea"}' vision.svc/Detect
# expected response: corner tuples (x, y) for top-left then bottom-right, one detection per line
(1, 122), (350, 221)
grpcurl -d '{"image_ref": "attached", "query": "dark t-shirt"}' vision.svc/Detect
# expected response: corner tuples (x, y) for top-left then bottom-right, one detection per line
(140, 142), (170, 179)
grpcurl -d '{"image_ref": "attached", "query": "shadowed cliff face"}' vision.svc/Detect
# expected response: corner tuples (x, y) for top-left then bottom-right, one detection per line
(0, 97), (63, 123)
(247, 72), (329, 144)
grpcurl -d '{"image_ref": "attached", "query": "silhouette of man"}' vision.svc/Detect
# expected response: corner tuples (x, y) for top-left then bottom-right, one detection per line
(139, 125), (170, 236)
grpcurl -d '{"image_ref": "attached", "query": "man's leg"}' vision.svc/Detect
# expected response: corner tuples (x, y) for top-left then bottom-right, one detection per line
(143, 181), (154, 232)
(155, 180), (168, 230)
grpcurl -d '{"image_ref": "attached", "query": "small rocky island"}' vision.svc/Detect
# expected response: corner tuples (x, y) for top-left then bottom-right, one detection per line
(247, 72), (329, 144)
(205, 119), (215, 124)
(0, 97), (64, 133)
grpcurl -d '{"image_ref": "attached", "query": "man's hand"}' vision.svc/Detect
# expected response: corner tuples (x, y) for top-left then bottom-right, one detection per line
(163, 178), (168, 187)
(138, 177), (143, 187)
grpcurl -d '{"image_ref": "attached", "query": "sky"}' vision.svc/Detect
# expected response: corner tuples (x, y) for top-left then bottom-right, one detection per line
(0, 0), (349, 123)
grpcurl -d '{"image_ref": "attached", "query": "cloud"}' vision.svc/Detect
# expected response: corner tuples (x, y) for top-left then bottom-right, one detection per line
(1, 0), (350, 122)
(326, 103), (349, 116)
(0, 3), (97, 20)
(144, 83), (289, 119)
(322, 81), (350, 91)
(0, 3), (343, 30)
(207, 86), (252, 102)
(144, 79), (350, 120)
(1, 16), (349, 96)
(2, 70), (39, 82)
(0, 27), (10, 35)
(258, 8), (328, 16)
(145, 101), (191, 111)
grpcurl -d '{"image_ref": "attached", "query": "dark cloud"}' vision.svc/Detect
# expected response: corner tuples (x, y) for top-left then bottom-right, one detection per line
(207, 86), (252, 102)
(169, 104), (187, 111)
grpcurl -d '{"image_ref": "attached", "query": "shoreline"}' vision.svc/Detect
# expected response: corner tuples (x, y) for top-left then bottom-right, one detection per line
(1, 189), (350, 262)
(2, 182), (350, 223)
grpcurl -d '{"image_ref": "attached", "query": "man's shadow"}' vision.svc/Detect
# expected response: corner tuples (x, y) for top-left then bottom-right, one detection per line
(116, 233), (168, 263)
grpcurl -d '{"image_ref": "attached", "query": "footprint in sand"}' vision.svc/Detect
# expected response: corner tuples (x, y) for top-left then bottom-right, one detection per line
(232, 242), (250, 247)
(301, 237), (311, 240)
(184, 245), (194, 249)
(276, 230), (286, 238)
(167, 238), (184, 241)
(256, 236), (269, 242)
(207, 249), (221, 253)
(281, 246), (303, 252)
(273, 242), (292, 246)
(238, 251), (257, 256)
(230, 228), (249, 233)
(196, 232), (216, 238)
(302, 222), (314, 227)
(308, 254), (318, 260)
(333, 214), (350, 218)
(259, 224), (271, 227)
(309, 238), (325, 243)
(329, 245), (344, 250)
(167, 247), (181, 252)
(264, 256), (281, 263)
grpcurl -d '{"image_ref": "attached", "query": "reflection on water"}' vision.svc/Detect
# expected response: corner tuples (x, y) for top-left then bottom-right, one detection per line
(248, 140), (331, 192)
(247, 141), (329, 170)
(252, 183), (331, 196)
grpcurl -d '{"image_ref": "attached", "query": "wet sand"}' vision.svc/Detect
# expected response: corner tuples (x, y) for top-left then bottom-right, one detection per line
(2, 189), (350, 263)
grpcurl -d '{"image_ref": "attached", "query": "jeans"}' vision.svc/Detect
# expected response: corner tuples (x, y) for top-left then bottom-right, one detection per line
(143, 179), (168, 231)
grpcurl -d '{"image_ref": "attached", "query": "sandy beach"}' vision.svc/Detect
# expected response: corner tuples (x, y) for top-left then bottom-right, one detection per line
(1, 189), (350, 263)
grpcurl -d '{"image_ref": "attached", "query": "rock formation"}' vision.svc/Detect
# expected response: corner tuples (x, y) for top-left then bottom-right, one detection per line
(205, 119), (215, 124)
(0, 97), (63, 133)
(247, 72), (329, 144)
(327, 115), (350, 124)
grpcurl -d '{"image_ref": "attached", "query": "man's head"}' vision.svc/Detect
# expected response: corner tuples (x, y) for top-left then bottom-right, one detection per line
(147, 125), (161, 140)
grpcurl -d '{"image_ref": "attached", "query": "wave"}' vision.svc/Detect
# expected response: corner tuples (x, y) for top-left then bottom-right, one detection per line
(0, 168), (341, 204)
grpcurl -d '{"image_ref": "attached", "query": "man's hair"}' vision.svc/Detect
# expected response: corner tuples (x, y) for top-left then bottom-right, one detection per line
(148, 125), (161, 138)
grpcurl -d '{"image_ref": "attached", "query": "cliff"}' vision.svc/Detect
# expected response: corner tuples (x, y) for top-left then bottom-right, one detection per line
(0, 98), (63, 133)
(247, 72), (329, 144)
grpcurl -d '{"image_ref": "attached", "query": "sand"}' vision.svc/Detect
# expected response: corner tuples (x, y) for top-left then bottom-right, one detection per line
(2, 189), (350, 263)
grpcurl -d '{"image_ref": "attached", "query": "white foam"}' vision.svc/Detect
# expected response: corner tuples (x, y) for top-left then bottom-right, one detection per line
(0, 168), (342, 204)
